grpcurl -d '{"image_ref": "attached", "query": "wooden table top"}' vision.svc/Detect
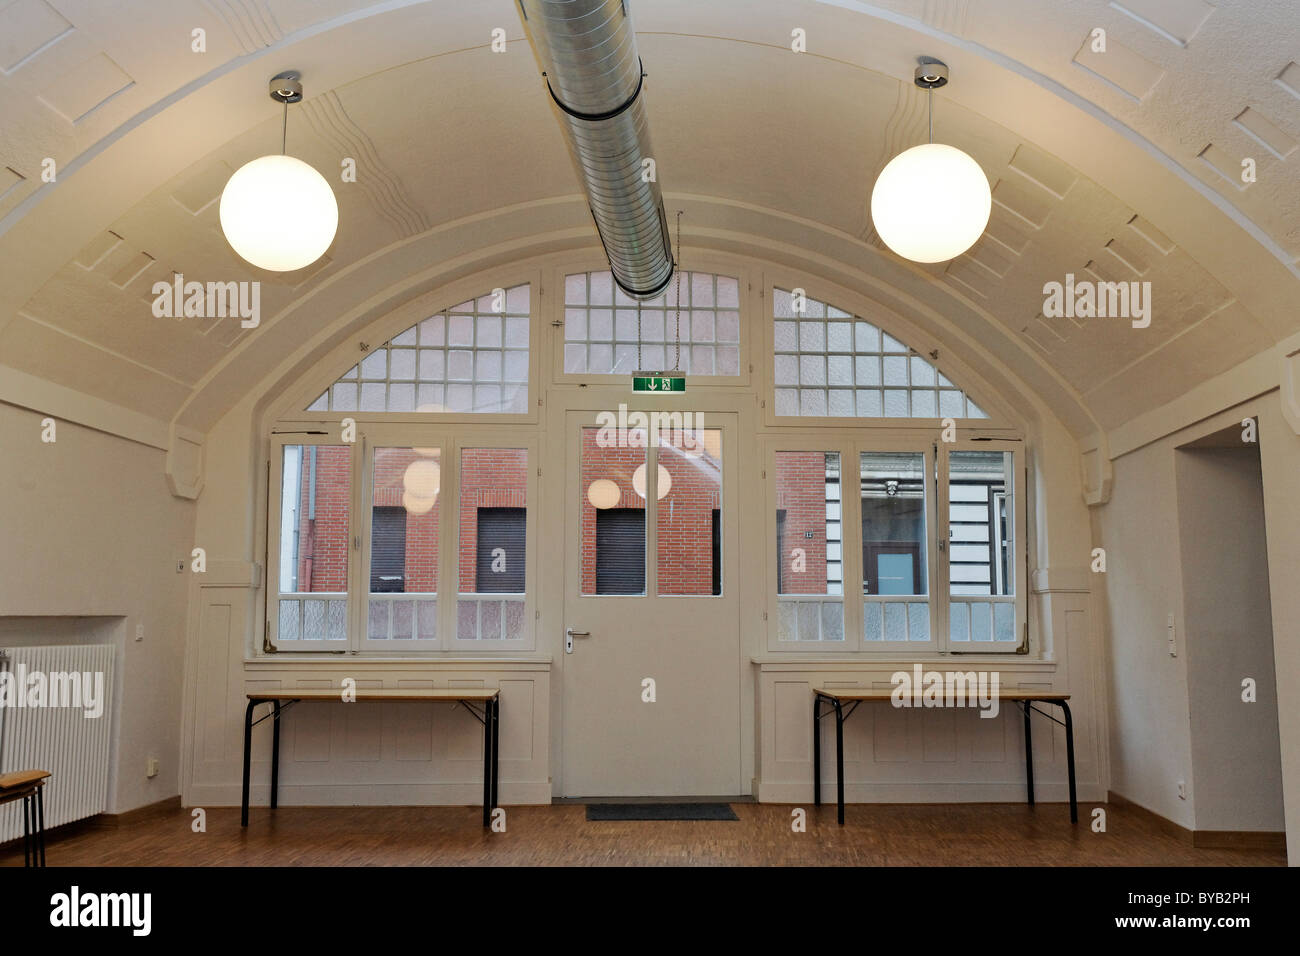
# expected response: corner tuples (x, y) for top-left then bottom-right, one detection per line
(248, 688), (499, 702)
(815, 688), (1068, 702)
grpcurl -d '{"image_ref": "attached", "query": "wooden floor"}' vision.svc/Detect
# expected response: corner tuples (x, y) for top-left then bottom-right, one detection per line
(1, 802), (1285, 866)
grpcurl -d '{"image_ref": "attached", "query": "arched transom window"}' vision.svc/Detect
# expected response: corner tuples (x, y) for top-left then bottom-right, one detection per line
(773, 288), (987, 419)
(308, 284), (531, 414)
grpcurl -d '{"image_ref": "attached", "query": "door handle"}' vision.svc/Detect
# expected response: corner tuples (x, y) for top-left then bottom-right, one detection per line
(565, 628), (591, 654)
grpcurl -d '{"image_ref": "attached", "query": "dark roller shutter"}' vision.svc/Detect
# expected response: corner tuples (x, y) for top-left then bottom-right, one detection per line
(476, 507), (526, 593)
(596, 508), (645, 595)
(370, 506), (407, 593)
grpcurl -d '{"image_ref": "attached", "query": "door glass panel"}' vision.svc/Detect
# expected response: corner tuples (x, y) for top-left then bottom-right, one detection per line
(581, 425), (647, 595)
(774, 451), (843, 641)
(278, 444), (351, 641)
(367, 447), (439, 641)
(658, 427), (722, 596)
(948, 450), (1016, 644)
(458, 447), (528, 639)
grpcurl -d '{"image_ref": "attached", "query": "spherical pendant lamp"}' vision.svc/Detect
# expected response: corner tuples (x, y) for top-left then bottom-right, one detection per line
(870, 62), (991, 264)
(220, 72), (338, 272)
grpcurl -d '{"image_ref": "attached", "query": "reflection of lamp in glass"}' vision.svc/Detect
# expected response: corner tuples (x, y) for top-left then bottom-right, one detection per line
(586, 478), (620, 510)
(403, 459), (440, 498)
(403, 491), (436, 515)
(632, 464), (672, 500)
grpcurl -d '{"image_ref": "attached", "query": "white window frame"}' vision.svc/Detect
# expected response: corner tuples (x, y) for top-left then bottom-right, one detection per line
(764, 432), (1028, 655)
(551, 252), (755, 389)
(938, 438), (1027, 655)
(267, 430), (358, 653)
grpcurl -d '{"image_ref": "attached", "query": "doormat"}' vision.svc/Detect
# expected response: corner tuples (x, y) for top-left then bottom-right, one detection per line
(585, 803), (738, 821)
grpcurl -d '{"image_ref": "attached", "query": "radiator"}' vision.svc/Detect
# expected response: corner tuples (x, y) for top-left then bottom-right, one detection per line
(0, 644), (115, 842)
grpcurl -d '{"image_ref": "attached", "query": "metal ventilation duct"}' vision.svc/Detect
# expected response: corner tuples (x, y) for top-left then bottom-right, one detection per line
(518, 0), (674, 299)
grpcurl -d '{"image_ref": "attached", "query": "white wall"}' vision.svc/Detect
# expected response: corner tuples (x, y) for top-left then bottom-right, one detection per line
(1099, 397), (1297, 847)
(0, 402), (195, 813)
(1176, 444), (1284, 832)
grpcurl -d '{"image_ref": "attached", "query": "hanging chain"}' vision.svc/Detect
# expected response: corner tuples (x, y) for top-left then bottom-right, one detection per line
(636, 292), (643, 372)
(673, 210), (683, 372)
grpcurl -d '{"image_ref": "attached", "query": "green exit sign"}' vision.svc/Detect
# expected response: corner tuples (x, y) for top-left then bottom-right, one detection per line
(632, 373), (686, 393)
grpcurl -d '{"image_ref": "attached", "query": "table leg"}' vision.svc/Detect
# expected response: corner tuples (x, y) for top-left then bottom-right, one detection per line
(271, 700), (282, 810)
(482, 700), (492, 827)
(1023, 701), (1035, 806)
(813, 694), (822, 807)
(1061, 700), (1078, 823)
(36, 785), (45, 866)
(241, 699), (255, 827)
(22, 793), (31, 867)
(490, 696), (500, 814)
(833, 698), (845, 826)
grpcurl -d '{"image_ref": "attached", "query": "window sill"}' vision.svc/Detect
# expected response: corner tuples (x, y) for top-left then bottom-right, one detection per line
(244, 655), (552, 668)
(751, 654), (1057, 671)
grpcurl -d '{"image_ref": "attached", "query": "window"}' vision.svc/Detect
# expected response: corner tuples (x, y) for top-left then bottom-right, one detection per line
(272, 444), (351, 649)
(861, 451), (931, 646)
(774, 451), (844, 641)
(581, 425), (647, 596)
(772, 288), (987, 419)
(564, 271), (741, 376)
(457, 448), (529, 641)
(767, 440), (1024, 653)
(308, 284), (530, 414)
(269, 430), (536, 653)
(947, 450), (1018, 646)
(657, 426), (722, 596)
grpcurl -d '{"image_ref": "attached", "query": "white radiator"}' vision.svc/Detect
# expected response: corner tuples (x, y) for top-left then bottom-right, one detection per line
(0, 644), (115, 842)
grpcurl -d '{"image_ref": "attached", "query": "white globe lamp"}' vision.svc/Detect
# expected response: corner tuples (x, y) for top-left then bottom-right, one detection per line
(220, 72), (338, 273)
(870, 62), (991, 264)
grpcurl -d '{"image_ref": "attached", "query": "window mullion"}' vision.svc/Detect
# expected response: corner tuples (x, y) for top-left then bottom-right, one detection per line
(935, 444), (951, 654)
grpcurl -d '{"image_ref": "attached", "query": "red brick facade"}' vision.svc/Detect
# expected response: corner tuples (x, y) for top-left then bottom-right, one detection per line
(774, 451), (830, 595)
(458, 448), (527, 591)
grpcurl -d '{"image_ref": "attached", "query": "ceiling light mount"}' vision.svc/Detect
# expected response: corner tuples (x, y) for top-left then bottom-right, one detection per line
(269, 71), (303, 104)
(914, 61), (948, 90)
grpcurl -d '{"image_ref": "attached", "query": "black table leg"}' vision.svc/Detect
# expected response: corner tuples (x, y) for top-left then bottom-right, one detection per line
(36, 786), (45, 866)
(1023, 701), (1035, 806)
(490, 696), (500, 814)
(271, 701), (282, 810)
(22, 793), (31, 867)
(833, 697), (845, 826)
(1061, 700), (1078, 823)
(813, 694), (822, 807)
(482, 700), (492, 827)
(241, 699), (255, 827)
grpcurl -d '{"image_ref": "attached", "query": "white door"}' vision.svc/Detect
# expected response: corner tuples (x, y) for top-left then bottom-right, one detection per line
(561, 408), (741, 796)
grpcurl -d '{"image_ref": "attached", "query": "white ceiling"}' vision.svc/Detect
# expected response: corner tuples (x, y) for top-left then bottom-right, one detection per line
(0, 0), (1296, 438)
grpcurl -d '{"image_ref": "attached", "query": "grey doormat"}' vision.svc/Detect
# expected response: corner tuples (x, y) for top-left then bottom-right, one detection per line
(585, 802), (738, 821)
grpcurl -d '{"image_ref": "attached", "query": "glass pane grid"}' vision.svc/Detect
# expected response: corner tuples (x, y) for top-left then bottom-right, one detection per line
(312, 284), (530, 414)
(563, 271), (742, 377)
(772, 288), (988, 419)
(455, 595), (526, 640)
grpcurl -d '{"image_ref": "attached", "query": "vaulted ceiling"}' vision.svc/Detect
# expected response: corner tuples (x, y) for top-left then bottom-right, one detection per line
(0, 0), (1296, 440)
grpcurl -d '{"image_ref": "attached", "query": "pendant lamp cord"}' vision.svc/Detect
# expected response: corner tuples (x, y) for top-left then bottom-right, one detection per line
(673, 209), (683, 372)
(281, 99), (288, 155)
(927, 87), (933, 144)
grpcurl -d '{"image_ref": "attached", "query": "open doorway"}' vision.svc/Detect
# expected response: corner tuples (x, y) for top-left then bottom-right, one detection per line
(1175, 423), (1285, 839)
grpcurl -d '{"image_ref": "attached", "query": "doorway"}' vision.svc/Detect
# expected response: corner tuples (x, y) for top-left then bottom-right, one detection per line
(1175, 426), (1285, 833)
(561, 409), (742, 796)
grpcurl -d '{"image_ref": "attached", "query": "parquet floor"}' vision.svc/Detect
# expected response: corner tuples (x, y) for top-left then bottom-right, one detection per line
(1, 802), (1285, 866)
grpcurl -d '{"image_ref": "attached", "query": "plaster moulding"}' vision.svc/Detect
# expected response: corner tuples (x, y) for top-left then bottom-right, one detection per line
(1079, 431), (1113, 506)
(165, 424), (204, 499)
(1280, 332), (1300, 437)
